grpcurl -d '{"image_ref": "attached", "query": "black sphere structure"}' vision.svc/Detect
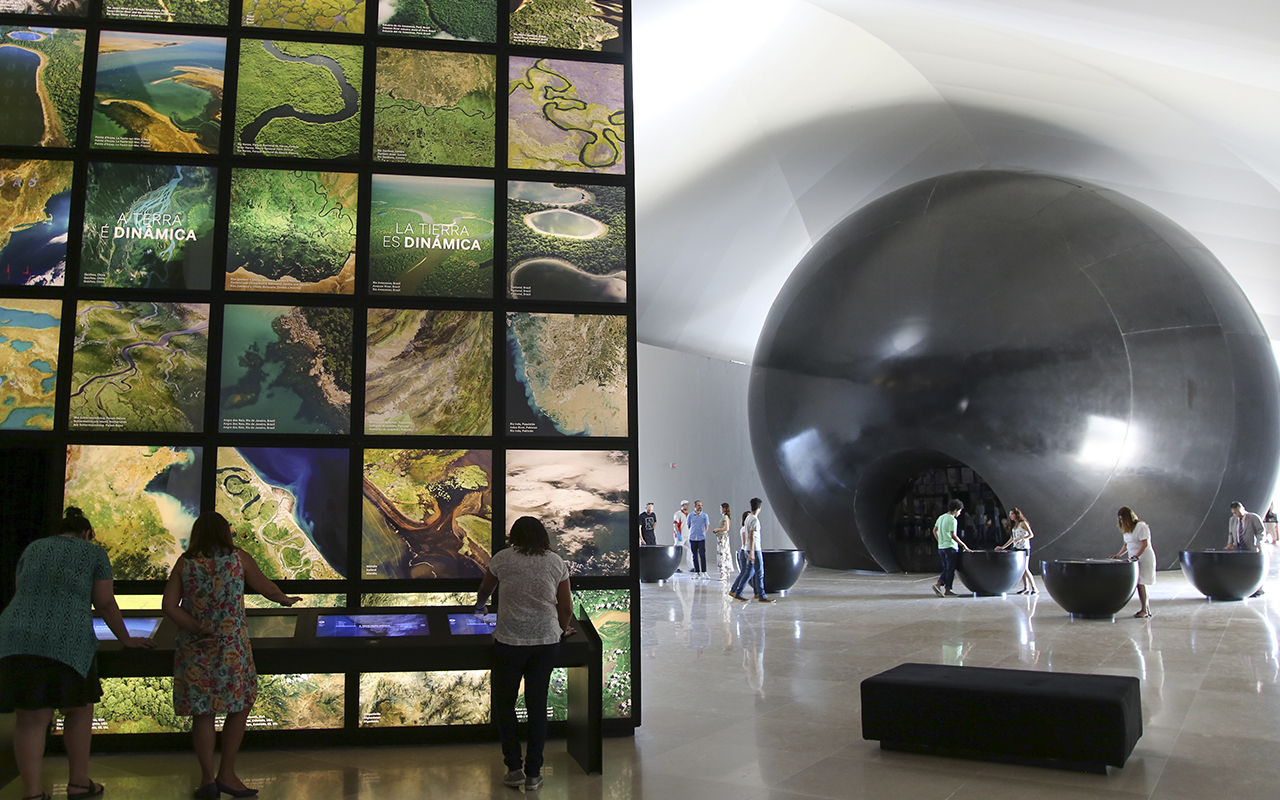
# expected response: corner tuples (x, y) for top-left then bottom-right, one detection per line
(750, 170), (1280, 572)
(956, 550), (1027, 596)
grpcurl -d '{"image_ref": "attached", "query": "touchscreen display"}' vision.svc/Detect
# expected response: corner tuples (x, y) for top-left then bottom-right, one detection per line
(447, 613), (497, 636)
(315, 614), (430, 638)
(246, 615), (298, 639)
(93, 617), (161, 641)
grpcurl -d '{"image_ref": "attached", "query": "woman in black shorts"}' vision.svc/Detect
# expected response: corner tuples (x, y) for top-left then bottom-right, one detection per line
(0, 508), (154, 800)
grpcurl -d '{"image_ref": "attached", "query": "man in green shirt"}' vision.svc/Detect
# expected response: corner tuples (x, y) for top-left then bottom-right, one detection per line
(932, 499), (972, 597)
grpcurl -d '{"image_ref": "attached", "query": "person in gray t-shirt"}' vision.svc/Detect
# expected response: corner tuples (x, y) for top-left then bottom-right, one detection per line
(476, 516), (574, 791)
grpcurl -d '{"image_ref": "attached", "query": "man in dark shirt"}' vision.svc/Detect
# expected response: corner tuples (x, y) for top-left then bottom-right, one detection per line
(638, 502), (657, 545)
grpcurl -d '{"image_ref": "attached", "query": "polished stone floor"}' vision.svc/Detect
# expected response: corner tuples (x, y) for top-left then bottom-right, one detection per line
(5, 558), (1279, 799)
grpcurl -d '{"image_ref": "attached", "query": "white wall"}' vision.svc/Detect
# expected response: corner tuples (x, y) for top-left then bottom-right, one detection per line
(637, 343), (795, 549)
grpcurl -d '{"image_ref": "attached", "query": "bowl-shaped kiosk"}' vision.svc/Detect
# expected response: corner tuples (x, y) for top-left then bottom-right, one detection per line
(1179, 550), (1267, 600)
(956, 550), (1028, 596)
(761, 549), (806, 595)
(1042, 559), (1138, 619)
(639, 545), (683, 583)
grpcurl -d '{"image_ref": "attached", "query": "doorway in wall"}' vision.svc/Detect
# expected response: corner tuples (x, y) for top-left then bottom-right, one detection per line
(889, 464), (1007, 572)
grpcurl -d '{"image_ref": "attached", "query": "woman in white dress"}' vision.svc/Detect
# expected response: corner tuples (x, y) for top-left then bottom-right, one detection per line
(996, 507), (1036, 594)
(712, 503), (733, 582)
(1111, 506), (1155, 618)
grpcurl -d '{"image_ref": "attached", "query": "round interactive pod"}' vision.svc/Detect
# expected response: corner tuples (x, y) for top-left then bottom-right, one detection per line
(1042, 559), (1138, 618)
(639, 545), (683, 583)
(957, 550), (1028, 596)
(1179, 550), (1267, 601)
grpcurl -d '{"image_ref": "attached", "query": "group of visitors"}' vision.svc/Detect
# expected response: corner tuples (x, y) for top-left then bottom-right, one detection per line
(643, 498), (774, 601)
(929, 497), (1276, 618)
(0, 508), (297, 800)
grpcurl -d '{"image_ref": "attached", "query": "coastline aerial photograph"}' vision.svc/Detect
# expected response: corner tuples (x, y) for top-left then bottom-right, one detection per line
(0, 298), (60, 431)
(508, 56), (625, 174)
(505, 449), (629, 576)
(64, 443), (203, 580)
(377, 0), (495, 41)
(506, 311), (627, 436)
(216, 446), (348, 580)
(364, 308), (492, 436)
(373, 47), (495, 167)
(226, 168), (358, 293)
(509, 0), (623, 52)
(69, 301), (209, 433)
(0, 158), (73, 286)
(362, 448), (492, 580)
(368, 174), (493, 298)
(220, 304), (352, 435)
(0, 26), (85, 148)
(234, 39), (361, 160)
(91, 31), (224, 154)
(507, 180), (626, 302)
(81, 162), (217, 290)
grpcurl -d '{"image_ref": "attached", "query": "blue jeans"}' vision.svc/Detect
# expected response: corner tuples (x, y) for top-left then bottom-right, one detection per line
(690, 539), (707, 573)
(938, 548), (959, 590)
(729, 550), (750, 595)
(493, 641), (560, 776)
(730, 551), (766, 598)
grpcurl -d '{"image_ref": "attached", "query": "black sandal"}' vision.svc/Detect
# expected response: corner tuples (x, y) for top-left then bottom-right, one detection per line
(67, 781), (104, 800)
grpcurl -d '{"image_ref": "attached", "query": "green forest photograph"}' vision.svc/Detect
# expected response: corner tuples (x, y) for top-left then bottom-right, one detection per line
(377, 0), (496, 42)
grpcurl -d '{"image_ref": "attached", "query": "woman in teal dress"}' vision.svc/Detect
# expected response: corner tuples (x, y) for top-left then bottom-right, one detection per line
(0, 507), (154, 800)
(162, 512), (299, 799)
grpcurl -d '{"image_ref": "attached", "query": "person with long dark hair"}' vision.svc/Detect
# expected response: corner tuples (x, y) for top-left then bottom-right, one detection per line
(712, 502), (734, 582)
(162, 512), (300, 799)
(0, 507), (155, 800)
(996, 508), (1037, 594)
(1111, 506), (1155, 618)
(475, 516), (575, 792)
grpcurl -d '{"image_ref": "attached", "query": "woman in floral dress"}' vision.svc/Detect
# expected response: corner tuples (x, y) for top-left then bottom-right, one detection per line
(163, 513), (299, 799)
(713, 503), (734, 582)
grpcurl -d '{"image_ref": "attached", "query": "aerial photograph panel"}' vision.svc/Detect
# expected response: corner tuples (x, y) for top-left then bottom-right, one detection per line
(373, 47), (496, 167)
(377, 0), (496, 41)
(510, 0), (623, 52)
(69, 301), (209, 433)
(0, 26), (85, 148)
(64, 443), (204, 581)
(242, 0), (366, 34)
(508, 57), (625, 174)
(365, 308), (492, 436)
(507, 180), (626, 302)
(0, 298), (60, 431)
(0, 0), (87, 16)
(103, 0), (229, 25)
(0, 158), (74, 287)
(91, 31), (224, 154)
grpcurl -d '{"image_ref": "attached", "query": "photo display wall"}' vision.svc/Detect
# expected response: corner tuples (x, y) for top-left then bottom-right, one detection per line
(0, 0), (636, 739)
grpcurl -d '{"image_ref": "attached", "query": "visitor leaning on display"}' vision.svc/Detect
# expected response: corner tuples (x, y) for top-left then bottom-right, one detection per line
(162, 512), (301, 800)
(932, 499), (971, 597)
(0, 507), (156, 800)
(476, 516), (576, 793)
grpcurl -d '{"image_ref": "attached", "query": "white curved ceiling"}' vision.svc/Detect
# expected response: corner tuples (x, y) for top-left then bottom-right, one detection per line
(633, 0), (1280, 364)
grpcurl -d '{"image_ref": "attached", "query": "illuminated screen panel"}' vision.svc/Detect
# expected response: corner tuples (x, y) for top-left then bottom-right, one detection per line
(373, 48), (495, 167)
(505, 312), (627, 436)
(316, 614), (429, 637)
(508, 57), (624, 174)
(244, 593), (345, 609)
(505, 449), (629, 577)
(81, 162), (217, 290)
(242, 0), (365, 34)
(359, 671), (490, 727)
(364, 309), (492, 436)
(226, 168), (357, 293)
(377, 0), (495, 41)
(234, 40), (362, 160)
(506, 180), (626, 303)
(245, 615), (297, 638)
(0, 158), (73, 287)
(64, 444), (203, 580)
(362, 449), (492, 580)
(0, 27), (85, 148)
(447, 613), (495, 636)
(0, 0), (87, 16)
(69, 301), (209, 433)
(0, 298), (60, 431)
(517, 667), (566, 722)
(103, 0), (229, 25)
(367, 174), (493, 298)
(91, 32), (225, 154)
(219, 305), (352, 435)
(92, 617), (161, 640)
(216, 447), (350, 579)
(509, 0), (623, 52)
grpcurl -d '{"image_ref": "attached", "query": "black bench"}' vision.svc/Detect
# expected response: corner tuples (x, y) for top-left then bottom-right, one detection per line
(861, 663), (1141, 773)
